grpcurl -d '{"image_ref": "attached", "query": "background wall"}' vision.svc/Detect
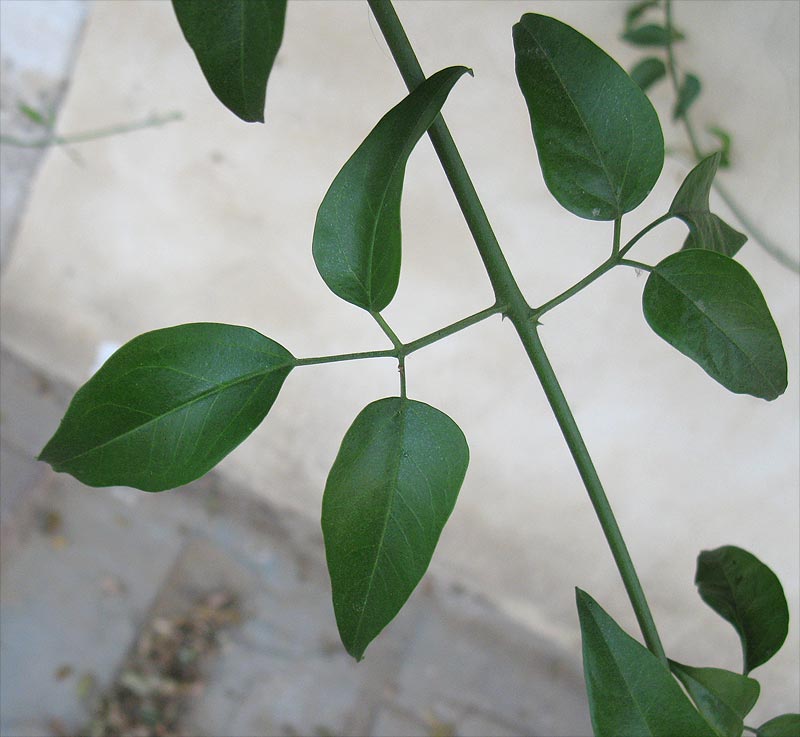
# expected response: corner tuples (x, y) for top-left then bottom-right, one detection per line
(1, 0), (797, 721)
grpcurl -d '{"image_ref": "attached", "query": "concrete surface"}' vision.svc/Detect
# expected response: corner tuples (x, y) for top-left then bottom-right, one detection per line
(1, 0), (798, 730)
(0, 349), (589, 737)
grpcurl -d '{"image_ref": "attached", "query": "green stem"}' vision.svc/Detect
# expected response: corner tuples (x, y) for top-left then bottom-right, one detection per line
(612, 217), (622, 257)
(663, 0), (799, 274)
(295, 349), (395, 367)
(619, 258), (653, 272)
(512, 324), (666, 662)
(371, 312), (404, 351)
(0, 111), (183, 148)
(372, 312), (407, 396)
(533, 214), (668, 319)
(295, 304), (502, 368)
(369, 0), (668, 666)
(405, 303), (502, 353)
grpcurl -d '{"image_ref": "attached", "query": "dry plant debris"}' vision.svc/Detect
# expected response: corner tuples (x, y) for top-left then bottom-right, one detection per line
(85, 590), (242, 737)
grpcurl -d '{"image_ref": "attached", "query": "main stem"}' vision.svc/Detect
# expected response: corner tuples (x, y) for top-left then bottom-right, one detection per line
(368, 0), (668, 665)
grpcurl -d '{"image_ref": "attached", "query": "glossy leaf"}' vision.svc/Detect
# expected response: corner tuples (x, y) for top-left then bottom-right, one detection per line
(576, 589), (714, 737)
(674, 72), (701, 120)
(669, 661), (760, 737)
(642, 250), (787, 400)
(695, 546), (790, 674)
(322, 397), (469, 660)
(39, 323), (294, 491)
(756, 714), (800, 737)
(630, 57), (667, 91)
(513, 14), (664, 220)
(313, 66), (471, 312)
(172, 0), (287, 123)
(670, 153), (746, 257)
(623, 24), (684, 47)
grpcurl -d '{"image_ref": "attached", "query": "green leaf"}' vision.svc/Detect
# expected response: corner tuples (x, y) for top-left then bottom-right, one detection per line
(756, 714), (800, 737)
(39, 323), (293, 491)
(669, 661), (760, 737)
(642, 250), (787, 400)
(623, 23), (684, 47)
(630, 57), (667, 91)
(670, 152), (747, 257)
(172, 0), (287, 123)
(625, 1), (661, 30)
(674, 72), (701, 120)
(322, 397), (469, 660)
(513, 14), (664, 220)
(695, 546), (790, 674)
(313, 66), (470, 312)
(707, 125), (733, 168)
(576, 589), (714, 737)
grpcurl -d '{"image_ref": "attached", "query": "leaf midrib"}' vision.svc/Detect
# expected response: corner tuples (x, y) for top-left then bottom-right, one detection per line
(351, 401), (408, 653)
(365, 73), (459, 307)
(48, 362), (292, 466)
(519, 21), (624, 213)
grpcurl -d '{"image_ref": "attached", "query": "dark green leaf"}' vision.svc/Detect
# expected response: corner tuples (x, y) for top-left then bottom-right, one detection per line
(39, 323), (293, 491)
(626, 1), (661, 30)
(670, 153), (747, 257)
(756, 714), (800, 737)
(313, 67), (470, 312)
(630, 57), (667, 91)
(696, 546), (790, 674)
(669, 661), (760, 737)
(674, 72), (701, 120)
(322, 397), (469, 660)
(576, 589), (714, 737)
(513, 14), (664, 220)
(623, 24), (684, 47)
(682, 215), (746, 256)
(707, 125), (733, 168)
(172, 0), (287, 123)
(642, 250), (787, 400)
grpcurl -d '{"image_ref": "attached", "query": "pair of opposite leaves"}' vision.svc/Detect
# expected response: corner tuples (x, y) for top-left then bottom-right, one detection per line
(40, 12), (787, 664)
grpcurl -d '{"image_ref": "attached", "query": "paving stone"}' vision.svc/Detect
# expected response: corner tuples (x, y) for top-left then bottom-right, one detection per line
(390, 587), (591, 737)
(0, 473), (185, 735)
(0, 347), (76, 457)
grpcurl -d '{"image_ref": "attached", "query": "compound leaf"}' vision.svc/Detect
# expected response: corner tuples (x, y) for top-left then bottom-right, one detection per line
(642, 250), (787, 400)
(313, 66), (471, 312)
(756, 714), (800, 737)
(39, 323), (294, 491)
(695, 546), (790, 674)
(322, 397), (469, 660)
(513, 14), (664, 220)
(669, 661), (760, 737)
(670, 153), (747, 257)
(172, 0), (287, 123)
(576, 589), (714, 737)
(630, 57), (667, 91)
